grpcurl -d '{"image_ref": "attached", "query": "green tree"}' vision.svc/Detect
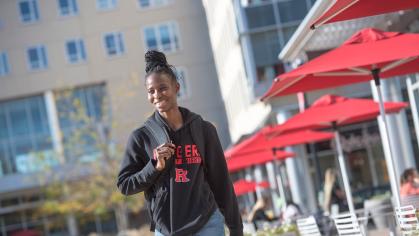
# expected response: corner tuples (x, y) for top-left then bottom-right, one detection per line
(33, 86), (144, 234)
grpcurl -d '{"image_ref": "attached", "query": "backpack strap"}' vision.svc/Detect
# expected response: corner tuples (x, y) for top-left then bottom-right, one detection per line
(142, 118), (171, 232)
(144, 118), (170, 146)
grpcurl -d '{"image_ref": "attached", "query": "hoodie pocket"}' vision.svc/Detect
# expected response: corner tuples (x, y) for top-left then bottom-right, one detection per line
(152, 187), (168, 222)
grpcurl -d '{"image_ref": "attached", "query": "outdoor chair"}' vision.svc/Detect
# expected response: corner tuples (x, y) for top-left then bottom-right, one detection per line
(401, 195), (419, 208)
(394, 205), (419, 235)
(333, 212), (363, 236)
(296, 216), (321, 236)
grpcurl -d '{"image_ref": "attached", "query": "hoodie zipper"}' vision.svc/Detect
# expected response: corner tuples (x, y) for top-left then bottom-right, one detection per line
(159, 127), (174, 235)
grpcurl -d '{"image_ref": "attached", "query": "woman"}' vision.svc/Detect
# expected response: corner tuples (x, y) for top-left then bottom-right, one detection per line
(322, 168), (346, 214)
(247, 198), (269, 230)
(400, 168), (419, 197)
(117, 50), (243, 236)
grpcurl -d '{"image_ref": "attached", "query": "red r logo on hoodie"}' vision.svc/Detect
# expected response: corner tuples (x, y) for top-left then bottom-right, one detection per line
(175, 168), (190, 183)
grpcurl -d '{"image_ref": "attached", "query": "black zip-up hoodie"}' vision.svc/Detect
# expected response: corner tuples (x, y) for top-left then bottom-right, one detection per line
(117, 107), (243, 236)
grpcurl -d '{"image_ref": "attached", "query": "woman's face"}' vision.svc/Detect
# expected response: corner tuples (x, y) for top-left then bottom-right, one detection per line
(146, 72), (179, 113)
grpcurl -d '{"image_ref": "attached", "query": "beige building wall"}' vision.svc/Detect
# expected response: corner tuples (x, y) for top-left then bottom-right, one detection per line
(0, 0), (230, 151)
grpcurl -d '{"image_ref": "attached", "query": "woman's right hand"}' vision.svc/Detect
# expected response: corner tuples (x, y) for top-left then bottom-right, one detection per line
(154, 143), (176, 171)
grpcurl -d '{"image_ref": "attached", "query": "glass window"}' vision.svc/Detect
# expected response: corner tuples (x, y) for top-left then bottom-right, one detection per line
(138, 0), (169, 8)
(66, 39), (86, 63)
(3, 212), (22, 227)
(26, 45), (48, 70)
(58, 0), (78, 16)
(9, 101), (31, 137)
(282, 25), (298, 43)
(18, 0), (39, 23)
(96, 0), (117, 10)
(55, 84), (108, 162)
(175, 68), (188, 100)
(103, 32), (124, 56)
(159, 25), (171, 51)
(0, 95), (54, 176)
(0, 111), (8, 139)
(276, 0), (307, 23)
(245, 4), (275, 29)
(0, 51), (10, 77)
(144, 27), (158, 50)
(241, 0), (273, 7)
(143, 22), (180, 53)
(139, 0), (150, 7)
(250, 30), (281, 66)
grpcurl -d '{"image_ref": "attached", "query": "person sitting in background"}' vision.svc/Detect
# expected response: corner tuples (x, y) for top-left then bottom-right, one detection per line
(280, 200), (302, 223)
(400, 168), (419, 197)
(247, 198), (270, 230)
(323, 168), (347, 214)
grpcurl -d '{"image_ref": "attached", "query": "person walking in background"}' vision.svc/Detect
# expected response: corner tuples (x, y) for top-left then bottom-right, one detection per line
(116, 50), (243, 236)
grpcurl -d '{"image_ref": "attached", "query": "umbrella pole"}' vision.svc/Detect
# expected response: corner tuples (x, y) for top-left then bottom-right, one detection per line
(372, 69), (401, 207)
(333, 124), (355, 214)
(273, 159), (287, 209)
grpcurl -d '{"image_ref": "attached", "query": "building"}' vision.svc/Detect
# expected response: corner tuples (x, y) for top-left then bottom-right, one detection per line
(0, 0), (229, 235)
(277, 1), (419, 209)
(203, 0), (419, 217)
(202, 0), (316, 143)
(202, 0), (318, 215)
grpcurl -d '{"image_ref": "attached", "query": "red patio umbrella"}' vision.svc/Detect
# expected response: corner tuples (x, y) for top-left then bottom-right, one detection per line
(224, 127), (271, 158)
(233, 179), (270, 196)
(262, 28), (419, 100)
(262, 28), (418, 207)
(272, 94), (407, 213)
(225, 129), (333, 209)
(274, 94), (408, 133)
(311, 0), (419, 29)
(227, 150), (294, 173)
(225, 129), (334, 158)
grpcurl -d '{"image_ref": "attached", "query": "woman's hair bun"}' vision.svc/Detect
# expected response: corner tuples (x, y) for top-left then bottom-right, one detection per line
(145, 50), (168, 74)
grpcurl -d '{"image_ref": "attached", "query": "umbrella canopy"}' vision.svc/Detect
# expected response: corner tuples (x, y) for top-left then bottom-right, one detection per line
(227, 149), (294, 173)
(311, 0), (419, 29)
(274, 94), (408, 133)
(225, 129), (334, 158)
(273, 94), (407, 213)
(261, 28), (417, 208)
(233, 179), (270, 196)
(261, 28), (419, 100)
(224, 127), (271, 158)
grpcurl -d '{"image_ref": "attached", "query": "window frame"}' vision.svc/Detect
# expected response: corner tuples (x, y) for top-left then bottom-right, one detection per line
(175, 67), (190, 100)
(102, 32), (125, 57)
(26, 45), (48, 71)
(0, 51), (10, 77)
(18, 0), (40, 24)
(57, 0), (79, 17)
(65, 38), (87, 64)
(96, 0), (118, 11)
(0, 95), (55, 175)
(55, 84), (108, 163)
(142, 21), (181, 54)
(137, 0), (171, 10)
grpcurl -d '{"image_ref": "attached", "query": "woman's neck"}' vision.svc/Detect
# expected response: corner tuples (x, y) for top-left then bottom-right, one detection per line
(159, 107), (183, 131)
